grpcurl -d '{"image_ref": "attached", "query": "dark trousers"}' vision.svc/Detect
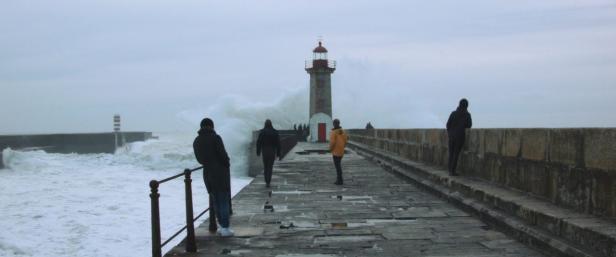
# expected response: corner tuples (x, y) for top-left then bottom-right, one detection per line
(448, 136), (465, 174)
(333, 156), (343, 183)
(262, 150), (275, 185)
(211, 191), (230, 228)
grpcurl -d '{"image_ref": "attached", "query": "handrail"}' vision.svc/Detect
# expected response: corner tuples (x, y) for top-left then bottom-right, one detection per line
(149, 166), (219, 257)
(161, 207), (210, 247)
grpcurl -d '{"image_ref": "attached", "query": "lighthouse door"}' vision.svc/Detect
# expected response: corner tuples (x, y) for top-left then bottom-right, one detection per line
(318, 123), (326, 142)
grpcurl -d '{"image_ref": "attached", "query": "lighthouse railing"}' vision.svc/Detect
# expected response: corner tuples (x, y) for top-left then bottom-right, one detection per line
(305, 60), (336, 69)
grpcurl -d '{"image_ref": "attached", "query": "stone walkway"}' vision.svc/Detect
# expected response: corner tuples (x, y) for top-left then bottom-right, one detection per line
(165, 143), (546, 257)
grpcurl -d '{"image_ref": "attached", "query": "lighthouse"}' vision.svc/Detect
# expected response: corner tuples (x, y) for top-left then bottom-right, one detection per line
(306, 41), (336, 142)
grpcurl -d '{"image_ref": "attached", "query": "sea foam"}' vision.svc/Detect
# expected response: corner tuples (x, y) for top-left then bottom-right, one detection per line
(0, 89), (307, 257)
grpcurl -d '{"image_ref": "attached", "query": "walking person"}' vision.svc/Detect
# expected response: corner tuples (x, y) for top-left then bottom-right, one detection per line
(193, 118), (234, 237)
(446, 98), (473, 176)
(330, 119), (348, 185)
(256, 119), (281, 188)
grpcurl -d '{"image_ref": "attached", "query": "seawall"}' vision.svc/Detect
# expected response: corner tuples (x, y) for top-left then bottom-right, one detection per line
(0, 132), (153, 168)
(347, 128), (616, 218)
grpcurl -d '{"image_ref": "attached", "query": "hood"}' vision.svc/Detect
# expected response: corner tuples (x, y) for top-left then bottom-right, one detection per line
(456, 106), (468, 112)
(260, 127), (278, 136)
(198, 127), (216, 135)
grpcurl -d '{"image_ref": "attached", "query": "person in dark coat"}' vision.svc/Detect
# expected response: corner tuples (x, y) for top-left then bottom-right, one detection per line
(256, 119), (281, 188)
(193, 118), (234, 237)
(446, 98), (472, 176)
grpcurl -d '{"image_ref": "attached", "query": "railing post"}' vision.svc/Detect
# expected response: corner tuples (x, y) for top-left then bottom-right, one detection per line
(183, 169), (197, 252)
(150, 180), (162, 257)
(208, 194), (218, 232)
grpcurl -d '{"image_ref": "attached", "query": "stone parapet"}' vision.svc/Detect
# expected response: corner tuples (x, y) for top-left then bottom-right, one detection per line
(347, 128), (616, 218)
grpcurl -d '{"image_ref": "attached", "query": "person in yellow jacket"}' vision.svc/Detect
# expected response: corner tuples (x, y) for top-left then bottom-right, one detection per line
(329, 119), (348, 185)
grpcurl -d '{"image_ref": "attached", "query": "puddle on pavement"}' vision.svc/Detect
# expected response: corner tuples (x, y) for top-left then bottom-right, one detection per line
(345, 218), (418, 228)
(227, 249), (252, 256)
(263, 204), (289, 213)
(315, 189), (341, 193)
(279, 222), (296, 229)
(279, 221), (319, 229)
(272, 190), (312, 195)
(263, 201), (274, 212)
(313, 235), (382, 244)
(331, 195), (373, 202)
(274, 205), (289, 212)
(330, 222), (348, 228)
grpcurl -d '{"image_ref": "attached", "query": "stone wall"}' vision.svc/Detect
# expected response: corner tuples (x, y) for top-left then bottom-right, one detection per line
(347, 128), (616, 218)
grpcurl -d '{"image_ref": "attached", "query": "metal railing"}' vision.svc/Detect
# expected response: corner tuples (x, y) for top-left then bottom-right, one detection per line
(149, 166), (220, 257)
(305, 60), (336, 69)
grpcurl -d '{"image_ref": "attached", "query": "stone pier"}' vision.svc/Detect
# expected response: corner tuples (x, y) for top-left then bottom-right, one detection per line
(165, 143), (545, 257)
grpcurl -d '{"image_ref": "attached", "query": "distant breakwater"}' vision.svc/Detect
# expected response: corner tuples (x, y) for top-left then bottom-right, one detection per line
(0, 132), (153, 168)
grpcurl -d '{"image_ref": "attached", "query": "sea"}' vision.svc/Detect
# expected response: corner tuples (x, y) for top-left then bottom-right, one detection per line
(0, 132), (252, 257)
(0, 89), (310, 257)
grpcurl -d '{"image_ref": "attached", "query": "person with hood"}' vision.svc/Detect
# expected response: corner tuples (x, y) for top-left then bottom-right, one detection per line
(446, 98), (473, 176)
(193, 118), (234, 237)
(256, 119), (281, 188)
(329, 119), (348, 185)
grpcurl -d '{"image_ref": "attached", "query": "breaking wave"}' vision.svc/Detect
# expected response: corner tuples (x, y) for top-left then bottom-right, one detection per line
(0, 88), (308, 257)
(176, 87), (308, 176)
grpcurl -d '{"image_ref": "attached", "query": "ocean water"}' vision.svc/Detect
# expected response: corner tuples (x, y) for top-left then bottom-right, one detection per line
(0, 89), (309, 257)
(0, 133), (252, 257)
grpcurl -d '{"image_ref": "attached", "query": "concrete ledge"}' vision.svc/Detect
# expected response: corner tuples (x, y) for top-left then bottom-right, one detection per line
(349, 141), (616, 257)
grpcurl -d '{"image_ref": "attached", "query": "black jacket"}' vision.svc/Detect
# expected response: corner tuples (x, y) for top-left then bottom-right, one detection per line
(446, 108), (472, 139)
(193, 128), (230, 193)
(256, 127), (281, 158)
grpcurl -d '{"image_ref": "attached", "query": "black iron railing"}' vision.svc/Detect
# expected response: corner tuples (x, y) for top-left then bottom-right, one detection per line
(149, 166), (219, 257)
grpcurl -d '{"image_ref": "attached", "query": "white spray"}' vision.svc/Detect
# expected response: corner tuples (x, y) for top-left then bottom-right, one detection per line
(176, 87), (309, 177)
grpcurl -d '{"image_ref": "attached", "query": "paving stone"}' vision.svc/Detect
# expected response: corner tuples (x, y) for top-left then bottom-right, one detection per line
(165, 143), (546, 257)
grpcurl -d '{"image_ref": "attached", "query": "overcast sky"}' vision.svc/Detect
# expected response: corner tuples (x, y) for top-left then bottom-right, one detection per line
(1, 0), (615, 134)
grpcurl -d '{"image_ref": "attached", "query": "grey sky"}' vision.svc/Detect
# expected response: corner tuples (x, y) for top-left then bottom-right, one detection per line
(1, 0), (615, 134)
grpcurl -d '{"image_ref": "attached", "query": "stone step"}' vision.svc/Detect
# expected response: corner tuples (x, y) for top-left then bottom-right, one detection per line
(349, 141), (616, 257)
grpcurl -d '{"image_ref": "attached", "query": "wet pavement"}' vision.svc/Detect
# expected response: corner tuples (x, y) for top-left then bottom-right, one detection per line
(165, 143), (546, 257)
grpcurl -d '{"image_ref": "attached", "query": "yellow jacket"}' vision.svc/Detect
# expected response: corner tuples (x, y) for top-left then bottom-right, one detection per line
(329, 128), (348, 157)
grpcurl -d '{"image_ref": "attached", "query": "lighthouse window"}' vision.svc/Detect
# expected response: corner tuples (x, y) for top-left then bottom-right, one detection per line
(313, 52), (327, 60)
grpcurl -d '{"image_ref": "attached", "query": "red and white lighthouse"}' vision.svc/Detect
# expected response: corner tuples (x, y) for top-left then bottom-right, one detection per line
(305, 41), (336, 142)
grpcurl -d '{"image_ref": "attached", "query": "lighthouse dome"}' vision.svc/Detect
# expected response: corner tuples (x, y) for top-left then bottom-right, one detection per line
(313, 41), (328, 53)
